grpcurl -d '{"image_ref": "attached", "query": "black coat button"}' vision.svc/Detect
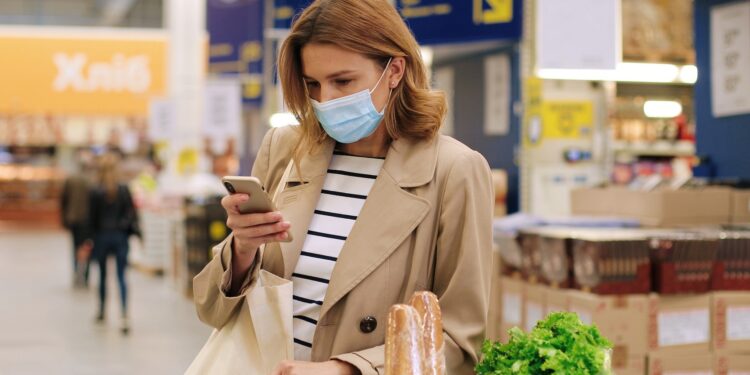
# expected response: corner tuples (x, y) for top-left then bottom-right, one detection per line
(360, 316), (377, 333)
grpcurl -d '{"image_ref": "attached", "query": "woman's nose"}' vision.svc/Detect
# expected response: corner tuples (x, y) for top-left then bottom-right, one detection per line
(318, 86), (338, 103)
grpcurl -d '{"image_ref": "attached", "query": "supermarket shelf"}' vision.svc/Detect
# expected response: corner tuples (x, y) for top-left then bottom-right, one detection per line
(612, 140), (696, 157)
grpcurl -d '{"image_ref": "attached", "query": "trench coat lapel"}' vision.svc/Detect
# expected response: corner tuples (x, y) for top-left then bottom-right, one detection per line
(266, 139), (335, 279)
(318, 135), (439, 320)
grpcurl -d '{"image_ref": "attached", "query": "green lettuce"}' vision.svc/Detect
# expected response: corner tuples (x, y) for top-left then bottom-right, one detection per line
(475, 312), (612, 375)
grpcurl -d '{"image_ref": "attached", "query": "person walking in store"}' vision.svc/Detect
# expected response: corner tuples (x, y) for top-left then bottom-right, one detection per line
(60, 150), (94, 288)
(193, 0), (493, 373)
(88, 153), (140, 334)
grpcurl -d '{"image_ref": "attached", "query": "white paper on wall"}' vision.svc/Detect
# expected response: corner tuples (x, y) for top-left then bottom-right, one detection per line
(433, 67), (455, 136)
(710, 1), (750, 117)
(484, 53), (511, 136)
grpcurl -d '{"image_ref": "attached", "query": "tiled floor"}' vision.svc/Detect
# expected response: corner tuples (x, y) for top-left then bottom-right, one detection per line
(0, 229), (212, 374)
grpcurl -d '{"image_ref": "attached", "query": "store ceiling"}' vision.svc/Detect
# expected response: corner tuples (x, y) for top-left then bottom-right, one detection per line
(0, 0), (162, 28)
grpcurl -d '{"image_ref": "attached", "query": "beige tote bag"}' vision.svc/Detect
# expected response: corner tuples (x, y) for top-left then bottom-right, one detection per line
(185, 270), (294, 374)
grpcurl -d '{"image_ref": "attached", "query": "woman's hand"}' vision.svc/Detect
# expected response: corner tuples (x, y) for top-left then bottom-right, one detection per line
(221, 193), (291, 293)
(271, 360), (361, 375)
(221, 193), (291, 257)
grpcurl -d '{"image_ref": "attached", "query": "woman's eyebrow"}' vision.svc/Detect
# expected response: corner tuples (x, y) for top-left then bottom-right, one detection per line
(303, 70), (357, 80)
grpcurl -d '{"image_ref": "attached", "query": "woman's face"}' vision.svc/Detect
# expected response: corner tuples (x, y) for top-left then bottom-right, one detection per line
(301, 43), (398, 111)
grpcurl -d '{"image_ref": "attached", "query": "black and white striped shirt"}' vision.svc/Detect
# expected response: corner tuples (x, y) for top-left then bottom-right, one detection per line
(292, 151), (384, 361)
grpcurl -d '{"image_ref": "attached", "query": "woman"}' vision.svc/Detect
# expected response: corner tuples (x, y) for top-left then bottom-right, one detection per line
(193, 0), (494, 373)
(89, 154), (139, 334)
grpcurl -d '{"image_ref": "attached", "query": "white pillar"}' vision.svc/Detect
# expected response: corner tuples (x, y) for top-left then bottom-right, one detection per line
(164, 0), (206, 177)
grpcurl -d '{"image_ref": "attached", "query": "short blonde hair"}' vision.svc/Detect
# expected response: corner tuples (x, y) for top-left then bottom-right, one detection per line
(278, 0), (446, 161)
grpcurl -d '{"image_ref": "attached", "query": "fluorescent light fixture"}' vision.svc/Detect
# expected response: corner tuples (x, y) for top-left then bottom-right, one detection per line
(644, 100), (682, 118)
(269, 112), (299, 128)
(679, 65), (698, 84)
(537, 63), (697, 84)
(420, 47), (434, 67)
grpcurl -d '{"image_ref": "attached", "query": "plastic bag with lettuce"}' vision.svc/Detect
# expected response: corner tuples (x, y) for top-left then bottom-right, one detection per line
(476, 312), (612, 375)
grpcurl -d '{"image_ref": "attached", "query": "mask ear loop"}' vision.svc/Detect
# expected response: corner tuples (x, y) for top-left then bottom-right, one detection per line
(370, 57), (393, 94)
(373, 57), (394, 114)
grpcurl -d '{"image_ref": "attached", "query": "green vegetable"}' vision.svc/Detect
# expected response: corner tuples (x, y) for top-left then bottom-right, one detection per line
(475, 312), (612, 375)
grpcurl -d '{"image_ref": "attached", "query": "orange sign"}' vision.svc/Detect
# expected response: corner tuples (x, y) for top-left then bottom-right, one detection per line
(0, 28), (167, 116)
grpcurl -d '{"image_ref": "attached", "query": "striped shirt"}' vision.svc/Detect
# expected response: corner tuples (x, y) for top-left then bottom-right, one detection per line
(292, 151), (384, 361)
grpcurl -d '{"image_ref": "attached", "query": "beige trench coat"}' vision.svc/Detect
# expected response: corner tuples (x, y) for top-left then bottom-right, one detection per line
(193, 125), (494, 374)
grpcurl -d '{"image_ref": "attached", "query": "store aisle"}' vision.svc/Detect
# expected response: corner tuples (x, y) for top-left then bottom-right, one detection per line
(0, 229), (211, 375)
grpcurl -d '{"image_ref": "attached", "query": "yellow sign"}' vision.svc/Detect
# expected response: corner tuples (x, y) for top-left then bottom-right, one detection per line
(541, 101), (594, 140)
(0, 28), (167, 116)
(474, 0), (513, 25)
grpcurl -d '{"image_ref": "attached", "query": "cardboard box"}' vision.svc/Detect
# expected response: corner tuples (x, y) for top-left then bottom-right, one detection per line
(545, 287), (570, 316)
(571, 187), (732, 227)
(499, 276), (525, 343)
(524, 283), (547, 332)
(712, 292), (750, 354)
(568, 291), (650, 365)
(649, 294), (713, 354)
(571, 187), (622, 216)
(648, 352), (714, 375)
(615, 355), (647, 375)
(714, 352), (750, 374)
(731, 189), (750, 224)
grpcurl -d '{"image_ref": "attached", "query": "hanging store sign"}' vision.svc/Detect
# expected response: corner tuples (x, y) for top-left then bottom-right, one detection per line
(207, 0), (264, 107)
(0, 28), (167, 116)
(273, 0), (313, 29)
(396, 0), (522, 45)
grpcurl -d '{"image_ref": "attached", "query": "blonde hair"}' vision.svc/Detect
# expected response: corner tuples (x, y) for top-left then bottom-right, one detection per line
(97, 153), (120, 200)
(278, 0), (446, 164)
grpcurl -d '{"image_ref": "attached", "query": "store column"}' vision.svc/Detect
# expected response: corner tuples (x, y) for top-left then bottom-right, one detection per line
(164, 0), (207, 180)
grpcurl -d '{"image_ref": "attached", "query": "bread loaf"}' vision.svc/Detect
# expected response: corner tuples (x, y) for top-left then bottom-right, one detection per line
(410, 291), (446, 375)
(385, 304), (425, 375)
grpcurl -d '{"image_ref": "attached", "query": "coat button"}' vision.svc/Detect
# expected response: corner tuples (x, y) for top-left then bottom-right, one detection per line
(360, 316), (377, 333)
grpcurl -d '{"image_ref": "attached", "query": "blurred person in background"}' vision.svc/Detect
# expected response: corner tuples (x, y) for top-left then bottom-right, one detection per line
(193, 0), (493, 373)
(88, 153), (140, 335)
(60, 148), (94, 288)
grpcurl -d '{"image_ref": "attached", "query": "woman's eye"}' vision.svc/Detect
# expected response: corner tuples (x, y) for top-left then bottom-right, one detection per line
(335, 79), (352, 86)
(305, 81), (319, 88)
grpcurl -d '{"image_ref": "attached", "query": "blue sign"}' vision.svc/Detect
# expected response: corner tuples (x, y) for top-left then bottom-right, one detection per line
(396, 0), (522, 45)
(273, 0), (313, 29)
(207, 0), (264, 106)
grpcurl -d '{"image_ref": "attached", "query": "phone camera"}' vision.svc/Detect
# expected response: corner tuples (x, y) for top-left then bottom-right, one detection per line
(224, 182), (236, 194)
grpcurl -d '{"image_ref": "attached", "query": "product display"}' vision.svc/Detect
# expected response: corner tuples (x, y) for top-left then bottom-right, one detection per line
(712, 232), (750, 291)
(572, 230), (651, 295)
(650, 232), (719, 294)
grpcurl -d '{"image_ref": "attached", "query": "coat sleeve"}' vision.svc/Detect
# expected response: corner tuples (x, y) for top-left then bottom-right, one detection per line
(333, 150), (494, 375)
(192, 128), (277, 328)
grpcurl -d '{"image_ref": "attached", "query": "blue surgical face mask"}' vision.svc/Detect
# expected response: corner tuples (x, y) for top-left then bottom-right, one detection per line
(310, 58), (392, 144)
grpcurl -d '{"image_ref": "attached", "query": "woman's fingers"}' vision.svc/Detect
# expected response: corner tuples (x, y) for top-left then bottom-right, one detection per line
(226, 211), (283, 230)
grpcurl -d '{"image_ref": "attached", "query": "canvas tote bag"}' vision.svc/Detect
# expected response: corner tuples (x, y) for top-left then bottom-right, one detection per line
(186, 161), (297, 374)
(185, 270), (293, 374)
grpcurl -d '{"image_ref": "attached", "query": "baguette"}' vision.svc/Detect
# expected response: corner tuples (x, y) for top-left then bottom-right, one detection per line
(385, 304), (425, 375)
(410, 291), (446, 375)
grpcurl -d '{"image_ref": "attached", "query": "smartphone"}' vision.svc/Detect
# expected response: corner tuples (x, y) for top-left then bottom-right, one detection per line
(222, 176), (292, 242)
(222, 176), (275, 214)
